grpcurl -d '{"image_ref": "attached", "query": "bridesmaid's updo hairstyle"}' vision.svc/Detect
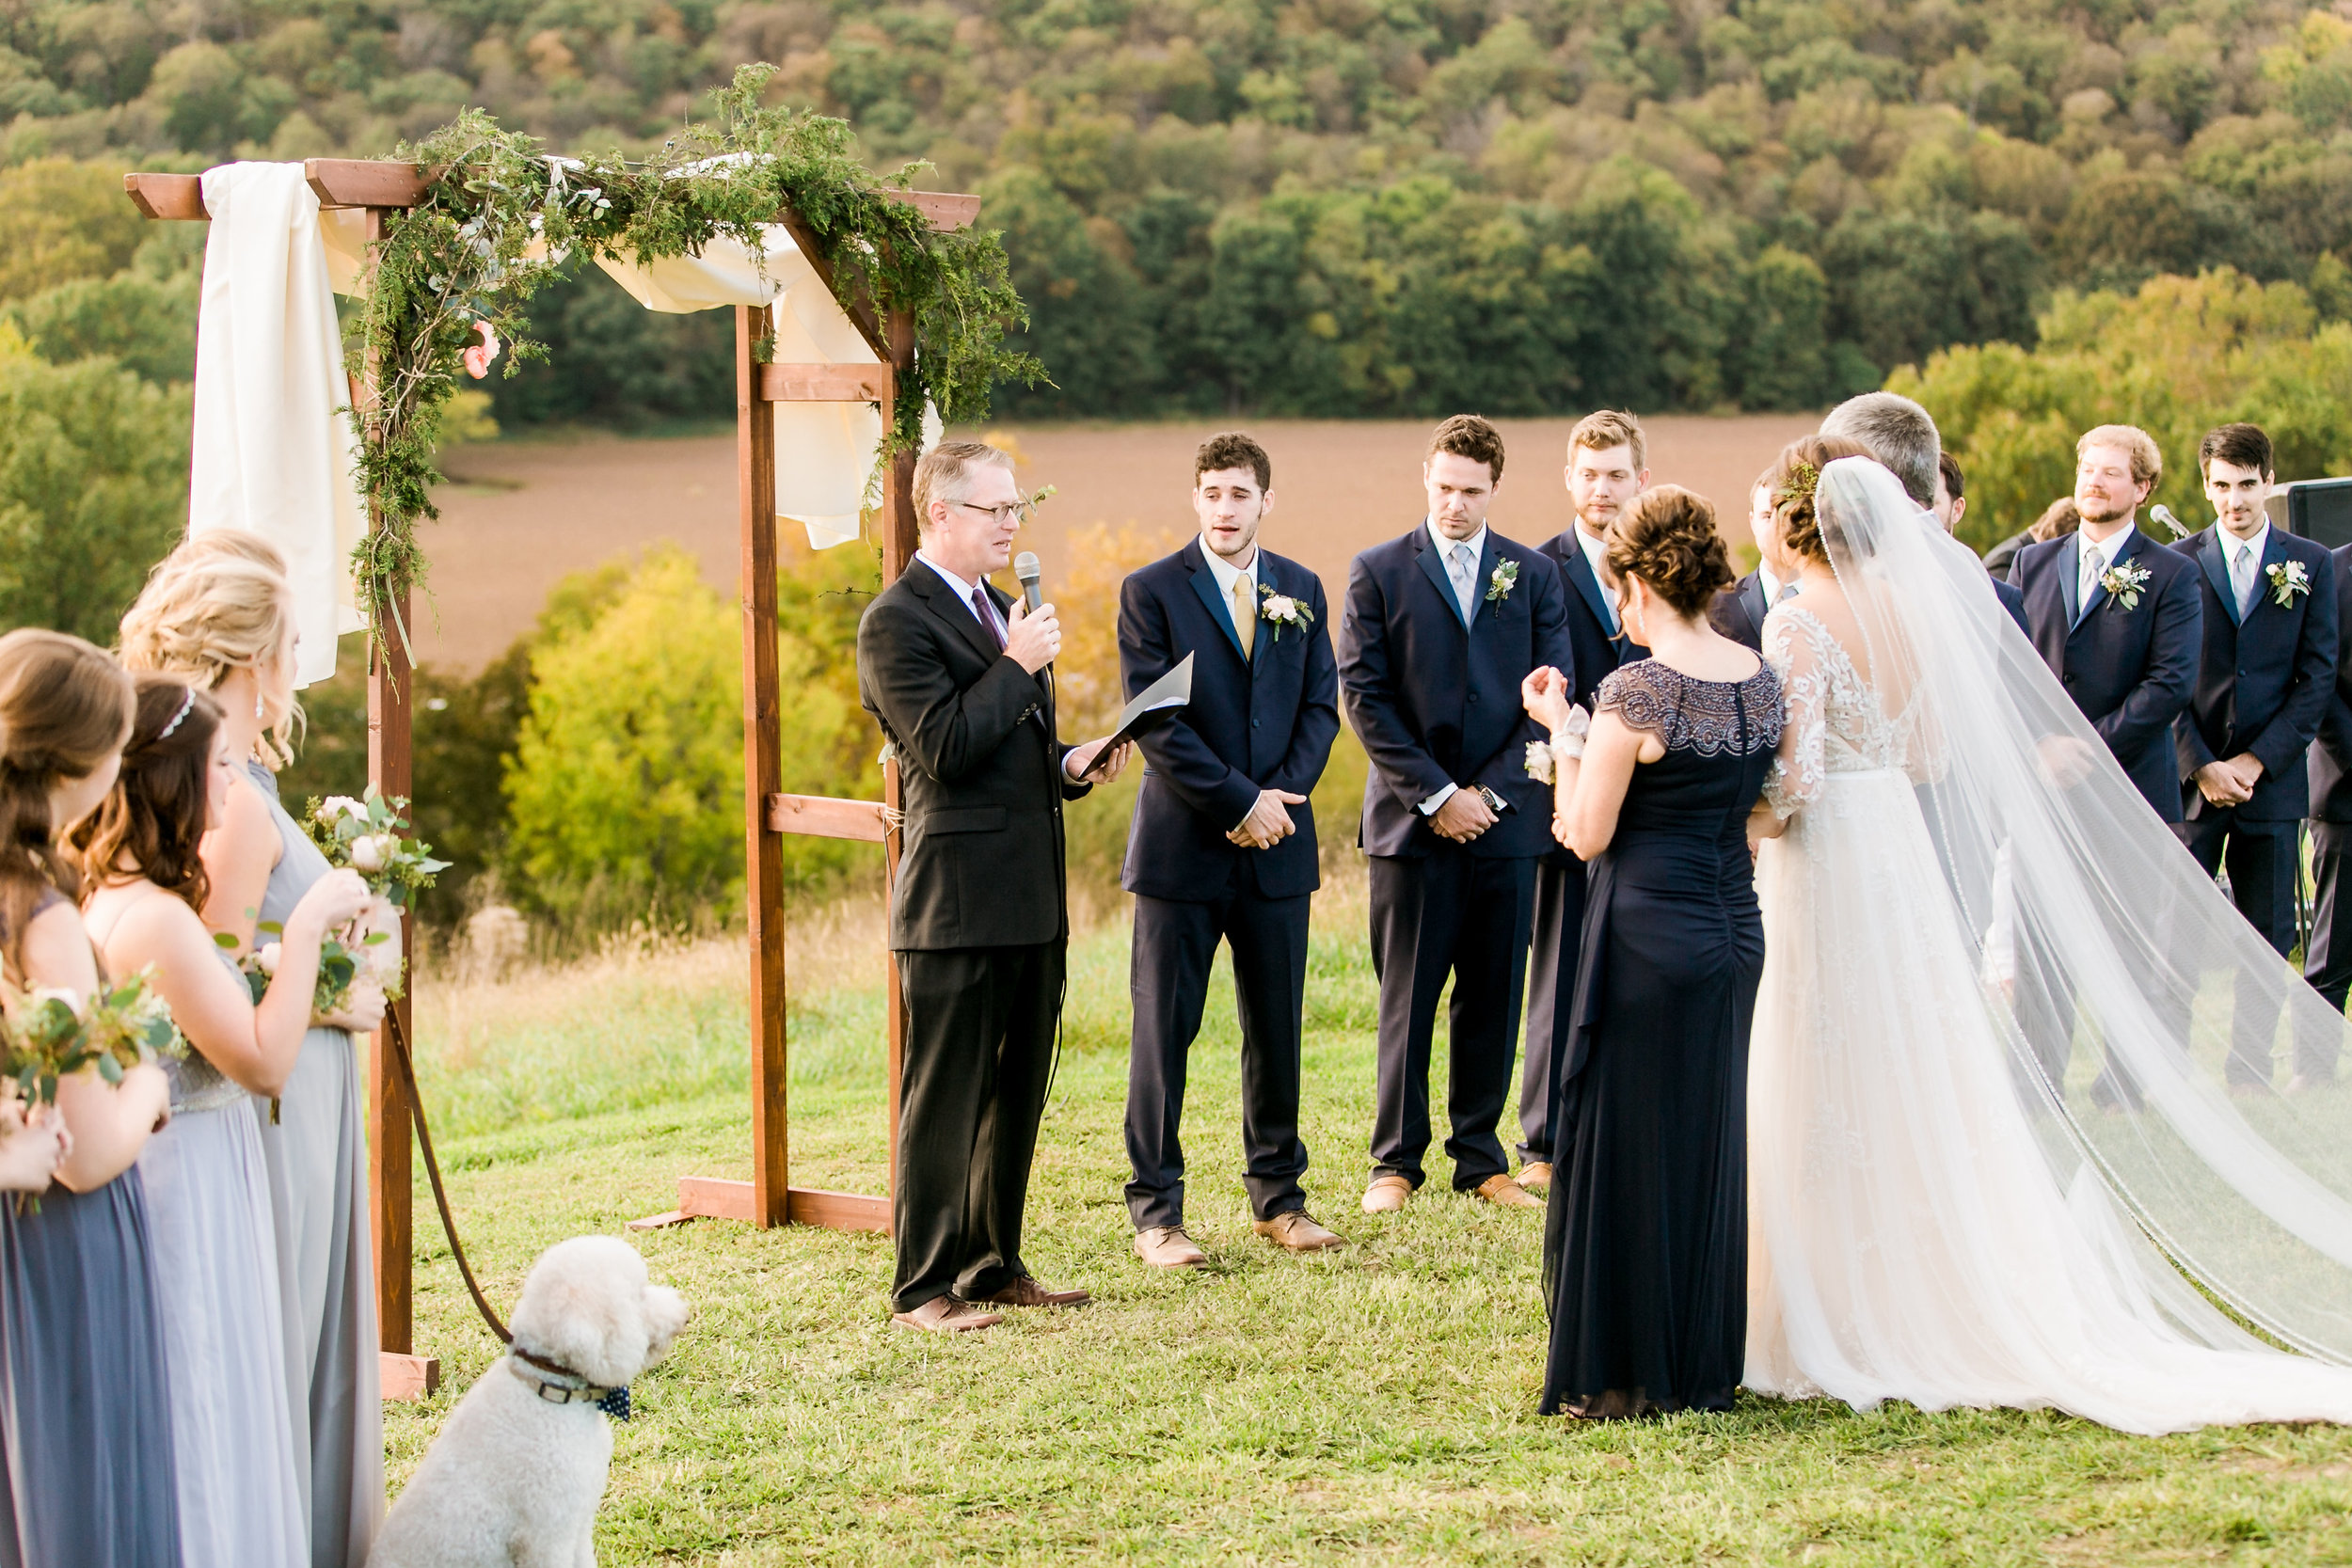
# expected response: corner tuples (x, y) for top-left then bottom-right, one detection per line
(118, 531), (302, 768)
(70, 676), (222, 915)
(0, 630), (135, 978)
(1605, 485), (1735, 620)
(1768, 435), (1873, 565)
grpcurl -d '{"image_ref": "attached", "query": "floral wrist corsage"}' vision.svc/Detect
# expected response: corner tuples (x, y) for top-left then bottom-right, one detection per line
(1523, 705), (1593, 784)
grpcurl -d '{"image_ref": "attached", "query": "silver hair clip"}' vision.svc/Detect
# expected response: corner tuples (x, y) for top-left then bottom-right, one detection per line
(155, 687), (197, 741)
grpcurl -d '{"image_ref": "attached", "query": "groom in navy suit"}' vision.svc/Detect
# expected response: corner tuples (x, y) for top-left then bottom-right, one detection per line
(2009, 423), (2202, 1096)
(1522, 410), (1649, 1193)
(1119, 433), (1343, 1267)
(2171, 422), (2337, 1088)
(1339, 415), (1571, 1213)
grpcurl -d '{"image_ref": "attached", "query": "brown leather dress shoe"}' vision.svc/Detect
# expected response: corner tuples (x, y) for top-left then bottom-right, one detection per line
(1473, 1173), (1543, 1208)
(1134, 1226), (1208, 1269)
(1254, 1211), (1344, 1251)
(1361, 1174), (1413, 1213)
(977, 1275), (1090, 1307)
(1518, 1161), (1554, 1192)
(890, 1296), (1002, 1334)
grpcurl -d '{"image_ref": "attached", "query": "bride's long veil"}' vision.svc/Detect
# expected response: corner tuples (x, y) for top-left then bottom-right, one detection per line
(1816, 456), (2352, 1362)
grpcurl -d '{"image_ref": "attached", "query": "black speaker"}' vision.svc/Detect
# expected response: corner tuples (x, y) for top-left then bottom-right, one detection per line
(2275, 478), (2352, 549)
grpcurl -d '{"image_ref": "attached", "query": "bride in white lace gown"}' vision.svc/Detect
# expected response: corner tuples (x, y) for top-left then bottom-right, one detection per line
(1744, 452), (2352, 1434)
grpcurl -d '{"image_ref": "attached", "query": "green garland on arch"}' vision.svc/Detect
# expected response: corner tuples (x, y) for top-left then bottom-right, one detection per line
(347, 63), (1040, 656)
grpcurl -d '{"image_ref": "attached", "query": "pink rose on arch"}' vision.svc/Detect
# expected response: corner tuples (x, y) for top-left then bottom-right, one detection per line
(462, 319), (500, 380)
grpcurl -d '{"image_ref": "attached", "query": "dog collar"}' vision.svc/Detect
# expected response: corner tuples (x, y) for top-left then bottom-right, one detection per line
(507, 1346), (631, 1420)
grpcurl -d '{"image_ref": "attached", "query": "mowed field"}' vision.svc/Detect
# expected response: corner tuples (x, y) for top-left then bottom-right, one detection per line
(421, 415), (1817, 670)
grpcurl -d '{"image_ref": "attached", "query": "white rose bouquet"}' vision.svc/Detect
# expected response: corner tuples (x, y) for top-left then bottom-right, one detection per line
(302, 790), (450, 1001)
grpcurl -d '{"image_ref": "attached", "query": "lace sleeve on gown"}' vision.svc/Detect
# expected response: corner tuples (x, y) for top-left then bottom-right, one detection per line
(1760, 609), (1826, 818)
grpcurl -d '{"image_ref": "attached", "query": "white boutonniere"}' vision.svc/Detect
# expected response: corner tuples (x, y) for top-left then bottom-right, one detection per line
(2099, 561), (2152, 610)
(1257, 584), (1314, 641)
(2269, 559), (2312, 607)
(1486, 560), (1518, 603)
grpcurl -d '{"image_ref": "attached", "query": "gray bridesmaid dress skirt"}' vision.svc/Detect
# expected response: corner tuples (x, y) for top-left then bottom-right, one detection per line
(0, 1170), (183, 1568)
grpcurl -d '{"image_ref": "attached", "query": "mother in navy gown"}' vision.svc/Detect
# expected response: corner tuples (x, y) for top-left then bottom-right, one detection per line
(1519, 485), (1784, 1418)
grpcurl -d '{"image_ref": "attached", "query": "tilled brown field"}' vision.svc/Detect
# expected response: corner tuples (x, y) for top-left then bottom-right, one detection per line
(423, 413), (1819, 670)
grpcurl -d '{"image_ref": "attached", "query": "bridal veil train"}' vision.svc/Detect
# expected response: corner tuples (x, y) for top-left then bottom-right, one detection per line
(1745, 457), (2352, 1434)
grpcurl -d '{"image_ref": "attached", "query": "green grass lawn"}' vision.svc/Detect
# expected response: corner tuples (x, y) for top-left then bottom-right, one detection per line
(392, 887), (2352, 1564)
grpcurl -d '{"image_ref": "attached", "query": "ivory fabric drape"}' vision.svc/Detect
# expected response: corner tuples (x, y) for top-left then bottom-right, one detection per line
(596, 227), (935, 549)
(188, 162), (368, 688)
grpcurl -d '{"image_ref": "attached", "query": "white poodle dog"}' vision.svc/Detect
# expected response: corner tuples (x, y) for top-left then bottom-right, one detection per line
(370, 1235), (691, 1568)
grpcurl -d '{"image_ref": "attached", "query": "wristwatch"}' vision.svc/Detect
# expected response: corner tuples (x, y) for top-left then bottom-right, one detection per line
(1476, 784), (1510, 814)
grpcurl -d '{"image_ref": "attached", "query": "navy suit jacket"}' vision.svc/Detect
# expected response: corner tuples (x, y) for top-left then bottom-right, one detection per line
(2010, 525), (2203, 821)
(1117, 539), (1340, 901)
(2171, 527), (2339, 822)
(1538, 526), (1645, 869)
(1709, 570), (1770, 652)
(1339, 522), (1572, 861)
(2309, 543), (2352, 823)
(1990, 575), (2029, 636)
(1537, 526), (1646, 710)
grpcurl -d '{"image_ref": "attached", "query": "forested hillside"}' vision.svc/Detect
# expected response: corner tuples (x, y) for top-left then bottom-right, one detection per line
(7, 0), (2352, 423)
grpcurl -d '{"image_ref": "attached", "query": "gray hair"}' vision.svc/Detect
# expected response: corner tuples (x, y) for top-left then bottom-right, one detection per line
(1820, 392), (1940, 509)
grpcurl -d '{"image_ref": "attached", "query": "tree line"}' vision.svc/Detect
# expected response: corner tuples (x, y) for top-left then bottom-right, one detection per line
(8, 0), (2352, 422)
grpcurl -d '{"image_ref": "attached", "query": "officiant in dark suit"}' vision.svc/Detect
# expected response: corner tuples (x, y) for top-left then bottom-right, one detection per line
(1522, 411), (1650, 1193)
(1710, 467), (1790, 652)
(2170, 422), (2337, 1088)
(856, 439), (1132, 1334)
(1119, 432), (1343, 1269)
(2008, 423), (2202, 1098)
(1339, 415), (1572, 1214)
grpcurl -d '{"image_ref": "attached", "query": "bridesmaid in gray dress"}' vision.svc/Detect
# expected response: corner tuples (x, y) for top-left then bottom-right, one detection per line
(79, 677), (373, 1568)
(119, 525), (386, 1568)
(0, 629), (180, 1568)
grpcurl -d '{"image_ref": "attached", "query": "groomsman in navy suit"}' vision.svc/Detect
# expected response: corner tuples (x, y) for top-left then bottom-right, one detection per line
(1118, 433), (1343, 1268)
(2171, 422), (2337, 1088)
(1710, 467), (1794, 652)
(2009, 425), (2203, 819)
(1520, 411), (1649, 1193)
(2009, 424), (2203, 1096)
(2301, 533), (2352, 1087)
(1820, 390), (2029, 633)
(1339, 415), (1572, 1213)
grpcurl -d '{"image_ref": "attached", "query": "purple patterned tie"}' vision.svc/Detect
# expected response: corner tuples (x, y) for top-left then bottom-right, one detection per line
(972, 586), (1006, 651)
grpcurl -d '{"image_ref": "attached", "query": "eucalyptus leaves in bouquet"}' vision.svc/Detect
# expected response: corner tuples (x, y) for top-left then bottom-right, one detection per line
(2, 968), (185, 1104)
(303, 790), (448, 1002)
(219, 924), (385, 1016)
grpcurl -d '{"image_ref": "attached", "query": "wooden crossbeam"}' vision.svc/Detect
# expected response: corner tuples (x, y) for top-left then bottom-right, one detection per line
(125, 167), (977, 231)
(757, 363), (891, 403)
(628, 1177), (891, 1234)
(765, 793), (887, 842)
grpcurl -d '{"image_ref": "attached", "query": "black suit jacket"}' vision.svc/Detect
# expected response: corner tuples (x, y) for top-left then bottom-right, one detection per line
(2173, 526), (2338, 822)
(857, 563), (1090, 950)
(1118, 540), (1340, 901)
(1338, 522), (1572, 861)
(2309, 543), (2352, 823)
(2010, 525), (2203, 821)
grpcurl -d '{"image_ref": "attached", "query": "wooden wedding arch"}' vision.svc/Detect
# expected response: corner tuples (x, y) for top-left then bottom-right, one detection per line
(124, 159), (974, 1396)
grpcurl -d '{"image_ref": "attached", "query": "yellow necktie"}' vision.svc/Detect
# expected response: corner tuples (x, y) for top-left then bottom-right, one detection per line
(1232, 575), (1256, 658)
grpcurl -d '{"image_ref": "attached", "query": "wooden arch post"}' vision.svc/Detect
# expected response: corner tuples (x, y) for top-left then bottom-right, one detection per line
(123, 165), (981, 1394)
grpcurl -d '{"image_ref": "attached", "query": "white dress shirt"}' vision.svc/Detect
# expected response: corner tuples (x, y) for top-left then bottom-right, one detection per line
(1420, 518), (1490, 816)
(2074, 525), (2135, 621)
(1573, 524), (1620, 634)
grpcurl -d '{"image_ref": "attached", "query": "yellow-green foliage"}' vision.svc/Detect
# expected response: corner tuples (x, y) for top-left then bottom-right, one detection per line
(0, 159), (143, 305)
(1896, 266), (2352, 553)
(500, 543), (883, 931)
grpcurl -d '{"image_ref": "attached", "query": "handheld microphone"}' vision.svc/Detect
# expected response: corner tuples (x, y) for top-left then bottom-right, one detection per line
(2150, 503), (2190, 540)
(1014, 552), (1043, 612)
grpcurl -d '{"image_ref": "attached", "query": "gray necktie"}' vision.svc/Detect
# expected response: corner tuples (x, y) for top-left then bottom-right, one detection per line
(2231, 540), (2260, 617)
(1449, 542), (1477, 621)
(2077, 542), (2104, 625)
(1773, 581), (1800, 606)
